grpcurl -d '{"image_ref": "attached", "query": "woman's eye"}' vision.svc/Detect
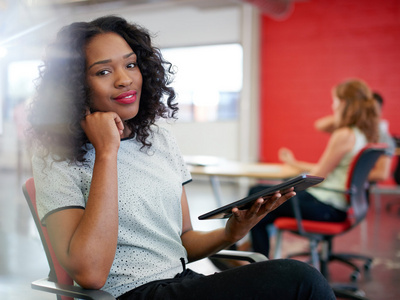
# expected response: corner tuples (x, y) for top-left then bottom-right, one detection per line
(96, 70), (110, 76)
(127, 62), (137, 69)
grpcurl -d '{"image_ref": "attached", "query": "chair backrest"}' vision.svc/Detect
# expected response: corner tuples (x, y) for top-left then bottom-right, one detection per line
(23, 177), (74, 300)
(345, 144), (387, 225)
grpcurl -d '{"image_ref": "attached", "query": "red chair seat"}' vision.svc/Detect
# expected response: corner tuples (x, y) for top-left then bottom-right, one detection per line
(274, 217), (353, 235)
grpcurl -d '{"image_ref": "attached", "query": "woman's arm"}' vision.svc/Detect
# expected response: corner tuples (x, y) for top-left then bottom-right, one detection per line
(180, 186), (295, 262)
(368, 155), (392, 182)
(180, 187), (230, 262)
(309, 127), (355, 178)
(279, 127), (355, 178)
(45, 111), (124, 289)
(314, 115), (336, 133)
(278, 148), (317, 172)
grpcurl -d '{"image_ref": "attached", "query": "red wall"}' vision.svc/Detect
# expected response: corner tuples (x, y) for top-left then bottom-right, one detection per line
(259, 0), (400, 163)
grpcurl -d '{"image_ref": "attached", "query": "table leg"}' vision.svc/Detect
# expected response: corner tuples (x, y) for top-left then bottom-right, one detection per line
(209, 175), (223, 207)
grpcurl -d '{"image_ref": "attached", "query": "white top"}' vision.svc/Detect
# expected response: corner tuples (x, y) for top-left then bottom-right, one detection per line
(308, 127), (367, 211)
(379, 120), (395, 156)
(32, 126), (192, 297)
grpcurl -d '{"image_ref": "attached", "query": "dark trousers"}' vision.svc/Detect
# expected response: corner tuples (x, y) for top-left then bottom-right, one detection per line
(249, 185), (347, 258)
(118, 259), (335, 300)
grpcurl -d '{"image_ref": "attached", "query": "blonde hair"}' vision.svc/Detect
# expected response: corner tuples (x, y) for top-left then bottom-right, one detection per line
(333, 79), (379, 143)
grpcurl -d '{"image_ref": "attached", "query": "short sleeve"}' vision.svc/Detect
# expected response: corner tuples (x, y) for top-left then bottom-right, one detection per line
(32, 154), (88, 225)
(158, 127), (192, 185)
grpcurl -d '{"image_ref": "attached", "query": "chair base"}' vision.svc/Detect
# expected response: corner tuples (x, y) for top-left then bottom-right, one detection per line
(330, 253), (373, 281)
(332, 283), (369, 300)
(285, 250), (372, 282)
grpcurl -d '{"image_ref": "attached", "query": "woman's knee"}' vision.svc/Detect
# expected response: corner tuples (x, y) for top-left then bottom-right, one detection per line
(283, 259), (336, 300)
(255, 259), (335, 300)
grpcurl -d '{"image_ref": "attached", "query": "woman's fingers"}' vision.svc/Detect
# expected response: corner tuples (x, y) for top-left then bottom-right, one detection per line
(248, 198), (266, 215)
(268, 191), (296, 212)
(232, 188), (295, 219)
(80, 111), (125, 150)
(258, 189), (295, 213)
(113, 114), (124, 136)
(227, 190), (296, 243)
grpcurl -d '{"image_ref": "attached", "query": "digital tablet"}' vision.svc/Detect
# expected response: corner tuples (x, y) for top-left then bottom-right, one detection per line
(198, 174), (324, 220)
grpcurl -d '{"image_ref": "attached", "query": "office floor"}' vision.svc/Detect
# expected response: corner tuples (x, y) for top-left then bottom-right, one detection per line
(1, 164), (399, 299)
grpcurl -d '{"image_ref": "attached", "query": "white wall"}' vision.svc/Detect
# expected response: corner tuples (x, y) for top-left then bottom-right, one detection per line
(6, 1), (260, 162)
(115, 4), (246, 160)
(110, 3), (260, 161)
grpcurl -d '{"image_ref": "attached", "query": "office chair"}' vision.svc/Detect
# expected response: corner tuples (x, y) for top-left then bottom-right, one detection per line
(273, 144), (387, 300)
(23, 177), (267, 300)
(370, 154), (400, 214)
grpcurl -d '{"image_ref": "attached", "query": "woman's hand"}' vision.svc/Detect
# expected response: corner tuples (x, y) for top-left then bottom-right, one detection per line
(224, 188), (295, 243)
(278, 147), (296, 165)
(80, 110), (124, 153)
(181, 187), (295, 262)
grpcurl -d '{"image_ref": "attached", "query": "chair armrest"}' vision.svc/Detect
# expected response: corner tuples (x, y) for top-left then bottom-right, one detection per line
(32, 277), (116, 300)
(211, 249), (268, 263)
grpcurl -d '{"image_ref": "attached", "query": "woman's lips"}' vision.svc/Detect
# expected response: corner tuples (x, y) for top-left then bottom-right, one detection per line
(113, 91), (137, 104)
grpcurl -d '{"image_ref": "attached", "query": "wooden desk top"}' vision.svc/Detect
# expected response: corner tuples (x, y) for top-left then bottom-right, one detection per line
(185, 156), (300, 180)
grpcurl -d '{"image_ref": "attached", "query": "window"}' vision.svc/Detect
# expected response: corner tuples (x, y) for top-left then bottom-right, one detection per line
(2, 60), (41, 135)
(7, 60), (41, 101)
(161, 44), (243, 122)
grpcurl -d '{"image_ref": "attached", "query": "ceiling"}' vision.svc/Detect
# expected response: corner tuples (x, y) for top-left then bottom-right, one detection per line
(0, 0), (296, 59)
(0, 0), (238, 47)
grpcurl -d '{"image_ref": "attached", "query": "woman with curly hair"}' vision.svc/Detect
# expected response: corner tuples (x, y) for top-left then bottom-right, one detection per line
(250, 78), (380, 258)
(28, 15), (334, 300)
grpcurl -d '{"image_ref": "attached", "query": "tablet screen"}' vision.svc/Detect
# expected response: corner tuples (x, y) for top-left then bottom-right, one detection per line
(198, 174), (324, 220)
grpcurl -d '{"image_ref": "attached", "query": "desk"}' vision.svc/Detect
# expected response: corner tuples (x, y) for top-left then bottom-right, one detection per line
(185, 156), (301, 206)
(187, 160), (299, 180)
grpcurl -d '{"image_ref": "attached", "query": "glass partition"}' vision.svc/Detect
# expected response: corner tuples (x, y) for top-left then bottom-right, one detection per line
(162, 43), (243, 122)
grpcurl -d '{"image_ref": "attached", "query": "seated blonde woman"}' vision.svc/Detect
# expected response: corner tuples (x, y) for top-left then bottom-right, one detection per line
(250, 78), (380, 257)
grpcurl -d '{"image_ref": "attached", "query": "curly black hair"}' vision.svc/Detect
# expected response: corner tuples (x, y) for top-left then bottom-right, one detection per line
(28, 15), (178, 164)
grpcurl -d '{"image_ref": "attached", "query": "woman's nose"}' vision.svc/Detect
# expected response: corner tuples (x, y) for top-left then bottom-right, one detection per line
(115, 69), (132, 87)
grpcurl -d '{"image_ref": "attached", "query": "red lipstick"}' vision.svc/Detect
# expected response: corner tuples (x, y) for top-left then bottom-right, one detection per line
(114, 90), (137, 104)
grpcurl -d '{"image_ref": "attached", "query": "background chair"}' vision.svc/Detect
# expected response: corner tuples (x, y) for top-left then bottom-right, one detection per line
(23, 177), (267, 300)
(273, 144), (387, 300)
(369, 149), (400, 214)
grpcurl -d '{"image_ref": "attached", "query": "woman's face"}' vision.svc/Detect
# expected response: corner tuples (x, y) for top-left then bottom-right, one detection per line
(85, 32), (143, 121)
